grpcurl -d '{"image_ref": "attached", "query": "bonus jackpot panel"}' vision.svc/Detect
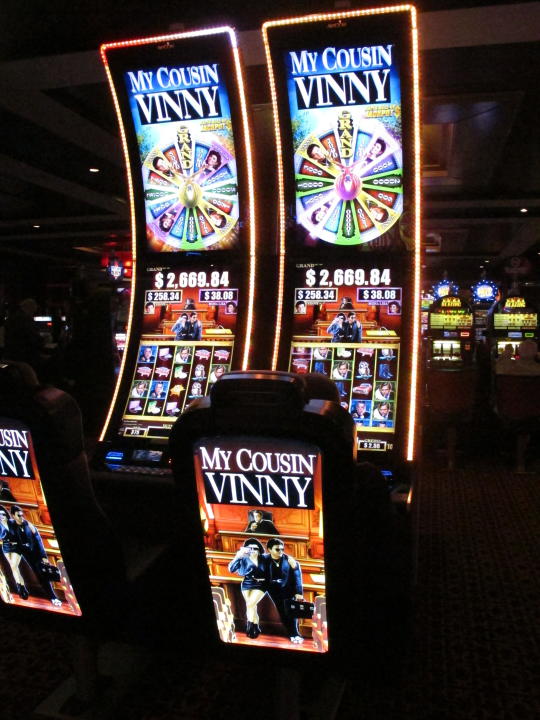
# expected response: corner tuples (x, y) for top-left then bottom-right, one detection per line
(288, 260), (403, 454)
(116, 263), (240, 441)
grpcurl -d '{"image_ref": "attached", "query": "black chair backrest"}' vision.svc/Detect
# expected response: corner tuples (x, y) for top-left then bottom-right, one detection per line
(169, 371), (378, 667)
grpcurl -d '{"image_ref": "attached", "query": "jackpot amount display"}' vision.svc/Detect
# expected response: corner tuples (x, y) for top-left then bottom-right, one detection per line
(290, 262), (402, 451)
(119, 267), (239, 438)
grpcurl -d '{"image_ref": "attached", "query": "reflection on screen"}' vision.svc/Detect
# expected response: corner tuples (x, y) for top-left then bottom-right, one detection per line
(0, 419), (81, 616)
(194, 436), (327, 653)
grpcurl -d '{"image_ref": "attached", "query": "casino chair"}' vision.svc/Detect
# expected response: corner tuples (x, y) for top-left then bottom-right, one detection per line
(169, 370), (408, 677)
(425, 367), (478, 470)
(494, 374), (540, 472)
(0, 361), (185, 712)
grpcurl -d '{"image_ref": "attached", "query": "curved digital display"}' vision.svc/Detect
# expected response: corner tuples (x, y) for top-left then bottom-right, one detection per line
(194, 436), (327, 653)
(125, 61), (240, 252)
(288, 260), (402, 452)
(287, 44), (403, 246)
(117, 263), (240, 440)
(0, 420), (81, 616)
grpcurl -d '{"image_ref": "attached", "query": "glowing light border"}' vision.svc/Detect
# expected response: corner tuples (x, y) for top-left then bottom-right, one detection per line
(471, 279), (498, 304)
(262, 5), (422, 463)
(99, 26), (257, 441)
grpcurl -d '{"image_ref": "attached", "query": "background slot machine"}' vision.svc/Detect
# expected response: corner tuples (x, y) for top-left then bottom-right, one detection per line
(491, 289), (538, 357)
(262, 6), (422, 491)
(427, 294), (475, 369)
(471, 276), (499, 345)
(95, 27), (256, 474)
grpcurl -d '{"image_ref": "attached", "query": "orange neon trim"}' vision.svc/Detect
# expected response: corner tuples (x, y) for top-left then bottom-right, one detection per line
(406, 6), (422, 463)
(98, 25), (257, 438)
(228, 34), (258, 370)
(263, 5), (422, 460)
(99, 45), (138, 442)
(261, 28), (286, 371)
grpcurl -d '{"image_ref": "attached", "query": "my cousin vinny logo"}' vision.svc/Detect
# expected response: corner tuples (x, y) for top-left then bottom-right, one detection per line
(126, 64), (223, 124)
(197, 439), (319, 509)
(288, 44), (397, 110)
(0, 426), (34, 479)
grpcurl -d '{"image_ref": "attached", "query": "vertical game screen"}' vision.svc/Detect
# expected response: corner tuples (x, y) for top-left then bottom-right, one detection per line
(289, 262), (401, 453)
(285, 43), (403, 247)
(118, 264), (239, 439)
(0, 420), (81, 616)
(124, 62), (240, 252)
(194, 436), (327, 653)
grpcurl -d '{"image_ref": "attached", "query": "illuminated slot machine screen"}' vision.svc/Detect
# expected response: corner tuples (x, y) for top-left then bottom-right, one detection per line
(290, 262), (403, 451)
(263, 7), (421, 469)
(98, 28), (255, 470)
(0, 420), (81, 616)
(117, 263), (240, 442)
(493, 296), (538, 356)
(194, 436), (327, 653)
(427, 296), (474, 366)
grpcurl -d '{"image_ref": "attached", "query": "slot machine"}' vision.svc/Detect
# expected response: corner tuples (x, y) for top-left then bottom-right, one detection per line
(95, 27), (256, 474)
(471, 276), (498, 345)
(427, 294), (475, 368)
(491, 291), (538, 357)
(262, 6), (422, 491)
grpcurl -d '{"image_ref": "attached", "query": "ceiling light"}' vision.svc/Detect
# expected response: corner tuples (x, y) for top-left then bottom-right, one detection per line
(520, 207), (528, 213)
(33, 224), (40, 228)
(89, 167), (100, 173)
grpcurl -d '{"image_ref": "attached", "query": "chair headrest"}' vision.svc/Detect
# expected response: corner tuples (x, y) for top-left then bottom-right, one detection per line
(210, 371), (306, 416)
(0, 361), (39, 399)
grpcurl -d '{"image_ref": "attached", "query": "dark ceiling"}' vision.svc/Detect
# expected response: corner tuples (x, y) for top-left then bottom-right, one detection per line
(1, 1), (539, 292)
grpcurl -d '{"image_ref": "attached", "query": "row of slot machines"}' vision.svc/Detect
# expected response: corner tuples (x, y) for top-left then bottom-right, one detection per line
(82, 7), (421, 659)
(94, 9), (422, 485)
(424, 278), (538, 370)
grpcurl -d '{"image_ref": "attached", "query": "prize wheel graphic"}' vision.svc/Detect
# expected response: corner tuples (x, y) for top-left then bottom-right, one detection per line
(295, 117), (403, 245)
(144, 129), (239, 251)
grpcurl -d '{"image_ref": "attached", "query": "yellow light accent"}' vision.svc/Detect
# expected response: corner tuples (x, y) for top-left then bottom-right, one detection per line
(228, 32), (258, 370)
(99, 46), (138, 442)
(101, 25), (238, 52)
(263, 6), (422, 461)
(262, 27), (286, 371)
(406, 6), (422, 463)
(262, 5), (417, 30)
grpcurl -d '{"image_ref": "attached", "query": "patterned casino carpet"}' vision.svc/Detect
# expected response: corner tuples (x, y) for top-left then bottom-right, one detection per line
(0, 456), (538, 719)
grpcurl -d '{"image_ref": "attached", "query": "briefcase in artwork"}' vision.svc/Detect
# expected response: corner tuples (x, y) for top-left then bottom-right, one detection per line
(285, 599), (315, 618)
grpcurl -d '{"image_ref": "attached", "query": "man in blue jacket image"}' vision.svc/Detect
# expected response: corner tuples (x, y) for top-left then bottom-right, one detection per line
(262, 537), (304, 644)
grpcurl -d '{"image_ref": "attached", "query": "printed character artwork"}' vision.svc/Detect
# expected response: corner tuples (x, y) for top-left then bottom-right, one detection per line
(0, 420), (81, 616)
(139, 345), (157, 363)
(194, 437), (328, 653)
(351, 399), (372, 426)
(209, 364), (227, 384)
(131, 380), (148, 398)
(285, 44), (403, 247)
(124, 61), (240, 252)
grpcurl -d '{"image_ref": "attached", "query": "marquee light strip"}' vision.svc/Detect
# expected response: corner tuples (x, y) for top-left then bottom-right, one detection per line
(263, 5), (422, 463)
(99, 45), (138, 442)
(99, 26), (257, 439)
